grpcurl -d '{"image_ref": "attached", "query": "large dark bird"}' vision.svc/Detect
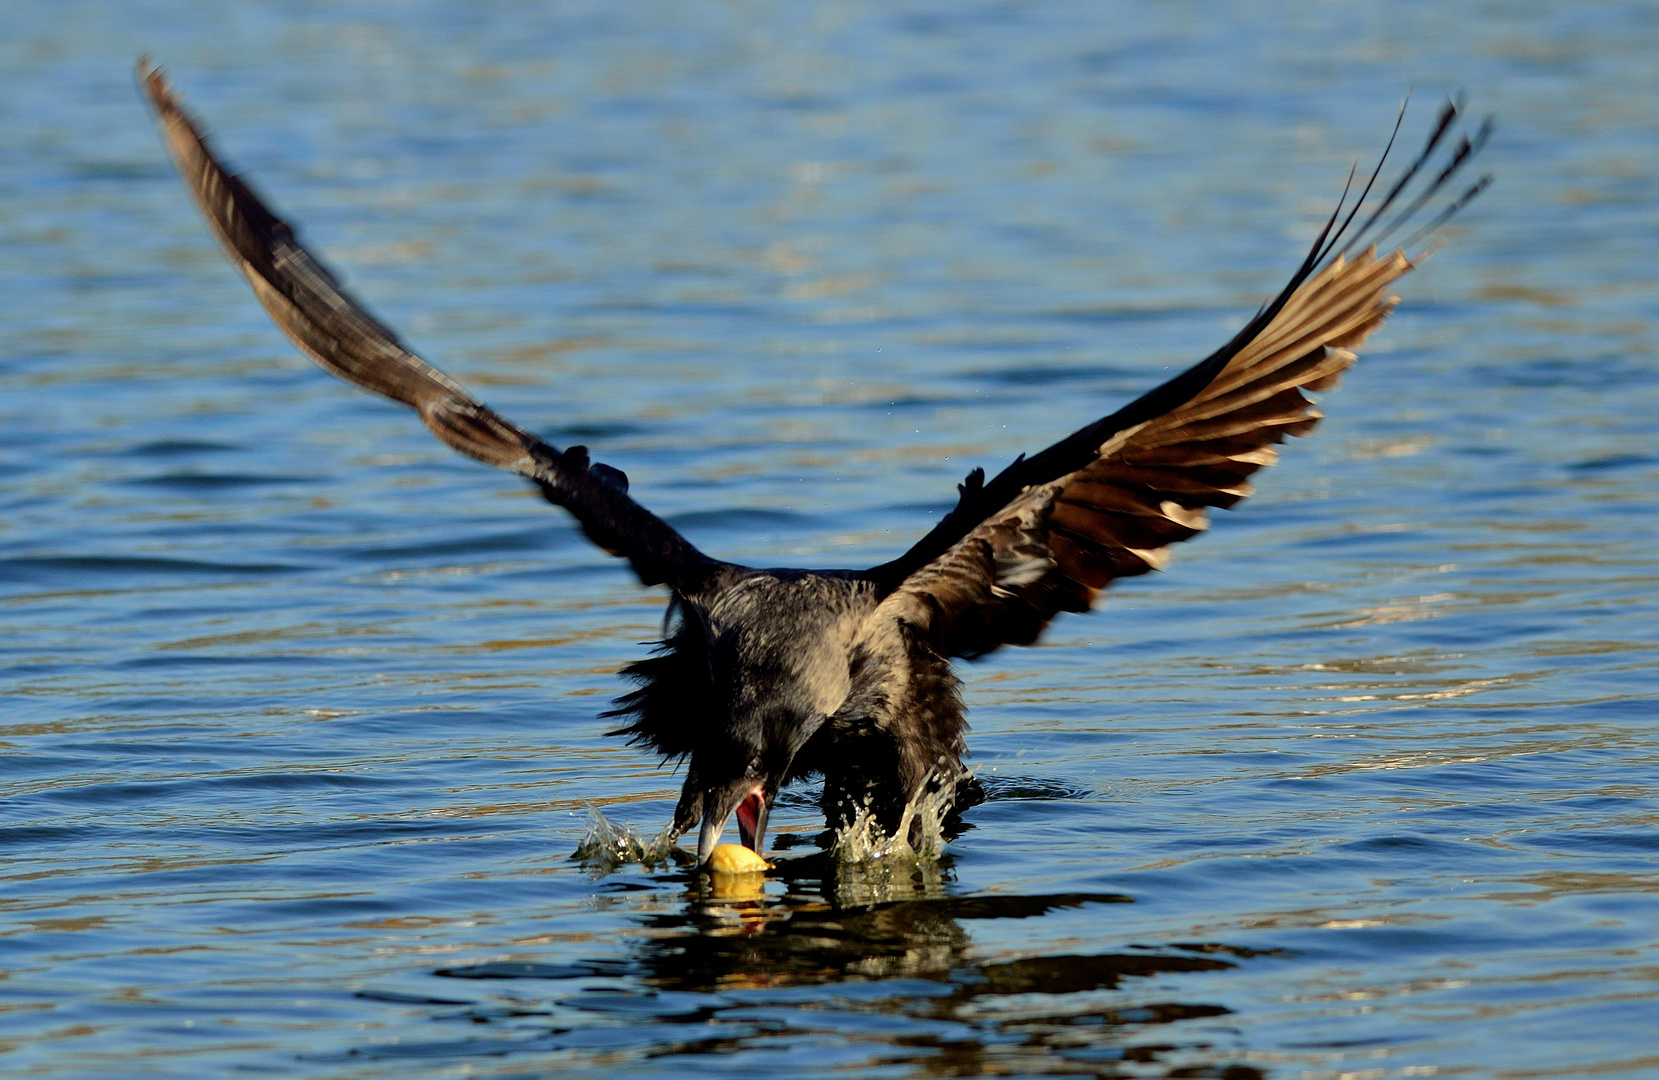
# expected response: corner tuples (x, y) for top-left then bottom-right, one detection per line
(141, 63), (1489, 865)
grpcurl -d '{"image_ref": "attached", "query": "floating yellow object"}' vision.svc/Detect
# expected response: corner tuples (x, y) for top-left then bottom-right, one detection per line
(707, 843), (769, 874)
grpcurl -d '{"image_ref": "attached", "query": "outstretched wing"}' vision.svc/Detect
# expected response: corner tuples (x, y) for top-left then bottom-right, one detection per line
(865, 101), (1491, 659)
(140, 61), (734, 597)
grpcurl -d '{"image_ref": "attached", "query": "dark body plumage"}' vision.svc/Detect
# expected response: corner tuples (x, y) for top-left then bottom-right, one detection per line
(140, 63), (1489, 864)
(608, 571), (976, 847)
(608, 571), (972, 845)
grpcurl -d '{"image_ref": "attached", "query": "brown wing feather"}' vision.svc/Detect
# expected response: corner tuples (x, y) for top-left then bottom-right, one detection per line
(140, 61), (731, 595)
(868, 99), (1489, 609)
(875, 245), (1411, 659)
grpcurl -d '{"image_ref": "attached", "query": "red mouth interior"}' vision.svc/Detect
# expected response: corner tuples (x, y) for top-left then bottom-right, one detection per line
(735, 791), (765, 849)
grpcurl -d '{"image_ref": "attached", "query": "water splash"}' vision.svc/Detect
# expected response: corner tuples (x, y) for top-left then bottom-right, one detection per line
(572, 807), (679, 870)
(830, 783), (956, 865)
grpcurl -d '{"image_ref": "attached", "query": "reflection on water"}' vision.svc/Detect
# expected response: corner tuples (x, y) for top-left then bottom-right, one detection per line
(4, 0), (1659, 1077)
(416, 867), (1241, 1078)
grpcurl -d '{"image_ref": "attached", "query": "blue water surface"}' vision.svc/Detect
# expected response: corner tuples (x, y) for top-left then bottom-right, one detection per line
(2, 2), (1657, 1077)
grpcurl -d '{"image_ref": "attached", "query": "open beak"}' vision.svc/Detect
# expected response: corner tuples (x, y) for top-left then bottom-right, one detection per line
(736, 788), (769, 852)
(695, 782), (769, 865)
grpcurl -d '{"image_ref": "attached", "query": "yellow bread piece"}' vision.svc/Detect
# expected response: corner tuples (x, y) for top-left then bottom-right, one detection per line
(707, 843), (769, 874)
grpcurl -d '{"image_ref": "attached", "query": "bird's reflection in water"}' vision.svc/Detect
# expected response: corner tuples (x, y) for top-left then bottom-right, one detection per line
(411, 853), (1270, 1077)
(674, 849), (964, 976)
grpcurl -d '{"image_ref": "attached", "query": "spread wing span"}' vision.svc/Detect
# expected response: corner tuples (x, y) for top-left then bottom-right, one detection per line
(140, 61), (732, 596)
(867, 100), (1491, 659)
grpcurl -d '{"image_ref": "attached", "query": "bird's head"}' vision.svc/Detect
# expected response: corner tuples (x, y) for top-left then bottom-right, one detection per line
(672, 707), (827, 866)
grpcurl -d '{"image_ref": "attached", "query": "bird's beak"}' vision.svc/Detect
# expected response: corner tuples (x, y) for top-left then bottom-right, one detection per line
(695, 780), (769, 865)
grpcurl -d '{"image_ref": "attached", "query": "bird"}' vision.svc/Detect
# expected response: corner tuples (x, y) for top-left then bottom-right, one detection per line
(139, 61), (1490, 867)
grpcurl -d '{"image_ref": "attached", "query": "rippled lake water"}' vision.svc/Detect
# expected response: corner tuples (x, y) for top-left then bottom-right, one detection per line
(4, 2), (1658, 1077)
